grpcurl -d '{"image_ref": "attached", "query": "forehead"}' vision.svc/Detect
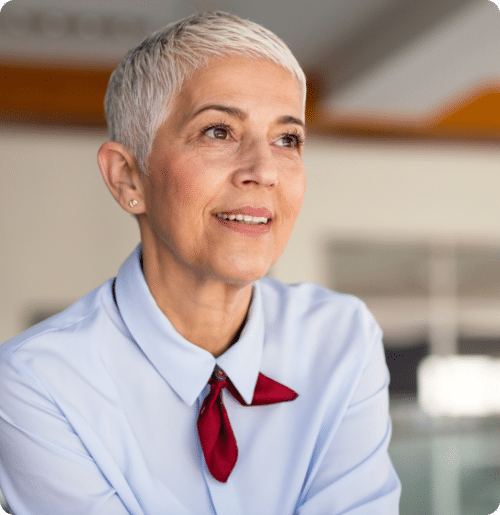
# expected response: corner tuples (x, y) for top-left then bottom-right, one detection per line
(170, 56), (305, 122)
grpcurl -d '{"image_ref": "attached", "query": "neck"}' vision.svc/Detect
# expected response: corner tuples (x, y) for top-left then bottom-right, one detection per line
(141, 247), (253, 358)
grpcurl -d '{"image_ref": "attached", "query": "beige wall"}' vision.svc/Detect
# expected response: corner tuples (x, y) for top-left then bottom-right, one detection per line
(1, 126), (139, 343)
(2, 128), (500, 344)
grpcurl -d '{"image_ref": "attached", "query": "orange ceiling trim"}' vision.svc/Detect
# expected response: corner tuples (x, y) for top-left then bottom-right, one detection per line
(0, 62), (111, 127)
(307, 81), (500, 142)
(429, 84), (500, 137)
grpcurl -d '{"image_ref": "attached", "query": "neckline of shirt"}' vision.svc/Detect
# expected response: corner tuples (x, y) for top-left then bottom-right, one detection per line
(113, 245), (264, 406)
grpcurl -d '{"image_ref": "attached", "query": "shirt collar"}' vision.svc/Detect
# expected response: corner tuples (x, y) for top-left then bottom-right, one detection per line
(114, 245), (264, 406)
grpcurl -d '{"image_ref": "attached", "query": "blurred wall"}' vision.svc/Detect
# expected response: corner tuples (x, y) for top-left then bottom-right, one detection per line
(0, 125), (139, 343)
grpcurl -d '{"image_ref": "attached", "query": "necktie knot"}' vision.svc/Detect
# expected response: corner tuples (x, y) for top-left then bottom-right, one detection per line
(197, 366), (298, 483)
(213, 366), (226, 382)
(209, 366), (228, 389)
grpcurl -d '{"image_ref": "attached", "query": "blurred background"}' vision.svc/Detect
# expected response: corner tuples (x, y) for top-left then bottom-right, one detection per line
(2, 0), (500, 513)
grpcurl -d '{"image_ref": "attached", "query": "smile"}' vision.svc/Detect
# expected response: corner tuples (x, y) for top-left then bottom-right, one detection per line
(215, 213), (269, 225)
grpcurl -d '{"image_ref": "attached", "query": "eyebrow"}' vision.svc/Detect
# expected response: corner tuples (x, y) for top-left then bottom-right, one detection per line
(277, 115), (305, 129)
(191, 104), (305, 129)
(192, 104), (245, 120)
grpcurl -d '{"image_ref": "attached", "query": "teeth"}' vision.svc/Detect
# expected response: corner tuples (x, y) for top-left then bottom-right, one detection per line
(215, 213), (269, 225)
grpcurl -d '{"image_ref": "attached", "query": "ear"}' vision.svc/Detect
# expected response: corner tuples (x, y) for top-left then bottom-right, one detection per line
(97, 141), (145, 214)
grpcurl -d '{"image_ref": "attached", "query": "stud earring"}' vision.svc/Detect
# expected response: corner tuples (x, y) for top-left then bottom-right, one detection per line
(129, 199), (138, 207)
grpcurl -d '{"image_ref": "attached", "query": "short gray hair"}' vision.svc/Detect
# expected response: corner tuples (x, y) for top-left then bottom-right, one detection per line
(104, 11), (307, 174)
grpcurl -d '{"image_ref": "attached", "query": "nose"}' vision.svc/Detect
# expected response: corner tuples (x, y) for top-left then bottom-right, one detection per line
(232, 138), (278, 188)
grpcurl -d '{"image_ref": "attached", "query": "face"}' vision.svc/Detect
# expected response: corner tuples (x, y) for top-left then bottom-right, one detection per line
(138, 55), (306, 287)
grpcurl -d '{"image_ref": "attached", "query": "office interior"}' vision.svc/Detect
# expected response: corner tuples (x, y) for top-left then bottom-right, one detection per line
(2, 0), (500, 513)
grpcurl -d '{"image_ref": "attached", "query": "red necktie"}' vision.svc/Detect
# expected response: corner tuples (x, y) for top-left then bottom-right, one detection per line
(197, 366), (298, 482)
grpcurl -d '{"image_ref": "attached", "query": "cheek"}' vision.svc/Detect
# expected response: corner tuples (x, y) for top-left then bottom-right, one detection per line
(164, 161), (230, 223)
(294, 177), (306, 214)
(173, 178), (205, 210)
(159, 159), (210, 209)
(283, 173), (306, 219)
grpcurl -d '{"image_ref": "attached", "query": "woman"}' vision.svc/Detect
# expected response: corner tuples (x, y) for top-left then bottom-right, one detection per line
(0, 11), (400, 515)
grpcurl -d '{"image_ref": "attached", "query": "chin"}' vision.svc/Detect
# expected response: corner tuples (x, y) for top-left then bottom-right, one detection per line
(215, 259), (271, 287)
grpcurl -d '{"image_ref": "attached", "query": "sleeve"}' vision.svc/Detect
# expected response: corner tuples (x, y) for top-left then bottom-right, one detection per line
(296, 323), (401, 515)
(0, 351), (136, 515)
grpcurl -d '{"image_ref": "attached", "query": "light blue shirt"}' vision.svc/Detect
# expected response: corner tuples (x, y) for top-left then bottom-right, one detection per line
(0, 246), (400, 515)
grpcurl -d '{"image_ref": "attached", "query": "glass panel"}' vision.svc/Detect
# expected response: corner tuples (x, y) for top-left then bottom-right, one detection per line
(458, 337), (500, 356)
(385, 341), (429, 396)
(329, 242), (429, 297)
(457, 247), (500, 298)
(390, 400), (500, 515)
(460, 466), (500, 515)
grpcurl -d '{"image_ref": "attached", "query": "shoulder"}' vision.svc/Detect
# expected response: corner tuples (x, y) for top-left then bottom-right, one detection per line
(0, 279), (120, 374)
(257, 276), (379, 338)
(256, 277), (382, 383)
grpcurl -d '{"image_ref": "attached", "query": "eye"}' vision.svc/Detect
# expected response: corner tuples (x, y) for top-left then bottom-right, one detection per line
(204, 125), (230, 140)
(275, 132), (305, 148)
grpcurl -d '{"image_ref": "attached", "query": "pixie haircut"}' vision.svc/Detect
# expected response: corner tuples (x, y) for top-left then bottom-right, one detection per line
(104, 11), (307, 174)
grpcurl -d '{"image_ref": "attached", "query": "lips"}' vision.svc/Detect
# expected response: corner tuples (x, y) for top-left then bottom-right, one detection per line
(213, 206), (273, 236)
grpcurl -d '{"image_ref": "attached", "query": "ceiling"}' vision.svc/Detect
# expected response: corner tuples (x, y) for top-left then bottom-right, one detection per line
(1, 0), (500, 123)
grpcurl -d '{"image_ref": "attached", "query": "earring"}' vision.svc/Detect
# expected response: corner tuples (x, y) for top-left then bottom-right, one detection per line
(129, 199), (138, 207)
